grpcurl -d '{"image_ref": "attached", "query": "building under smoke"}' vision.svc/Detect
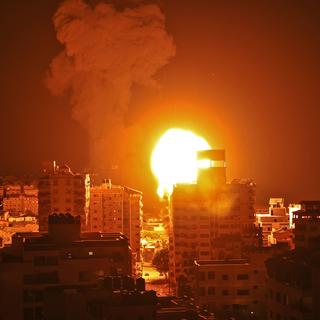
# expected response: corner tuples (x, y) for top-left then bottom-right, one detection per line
(89, 179), (142, 274)
(169, 150), (259, 296)
(38, 161), (90, 232)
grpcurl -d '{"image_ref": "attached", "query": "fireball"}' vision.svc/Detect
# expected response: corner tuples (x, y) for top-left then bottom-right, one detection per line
(151, 128), (211, 197)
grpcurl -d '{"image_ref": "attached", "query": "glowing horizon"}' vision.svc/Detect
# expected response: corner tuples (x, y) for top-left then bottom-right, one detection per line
(151, 128), (211, 198)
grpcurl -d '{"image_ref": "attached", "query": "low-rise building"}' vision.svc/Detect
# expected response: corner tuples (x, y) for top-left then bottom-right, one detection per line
(0, 213), (132, 320)
(2, 184), (38, 216)
(265, 200), (320, 320)
(256, 198), (290, 247)
(194, 249), (272, 320)
(3, 194), (38, 216)
(266, 251), (320, 320)
(43, 276), (157, 320)
(293, 201), (320, 250)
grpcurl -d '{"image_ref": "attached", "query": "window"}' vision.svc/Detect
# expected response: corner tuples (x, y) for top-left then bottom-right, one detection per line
(79, 271), (92, 281)
(23, 307), (33, 320)
(208, 286), (215, 295)
(237, 274), (249, 280)
(222, 274), (229, 280)
(34, 256), (58, 266)
(34, 307), (44, 320)
(200, 234), (209, 238)
(23, 290), (44, 303)
(208, 271), (215, 279)
(198, 287), (205, 296)
(237, 289), (250, 296)
(269, 290), (273, 299)
(198, 272), (205, 281)
(24, 272), (59, 285)
(222, 290), (229, 296)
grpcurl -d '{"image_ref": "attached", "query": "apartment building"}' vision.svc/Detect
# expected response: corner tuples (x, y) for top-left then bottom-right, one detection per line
(38, 161), (90, 232)
(255, 198), (290, 247)
(89, 180), (142, 266)
(194, 252), (269, 319)
(2, 185), (38, 216)
(265, 200), (320, 320)
(293, 201), (320, 250)
(44, 276), (157, 320)
(0, 213), (132, 320)
(169, 150), (258, 295)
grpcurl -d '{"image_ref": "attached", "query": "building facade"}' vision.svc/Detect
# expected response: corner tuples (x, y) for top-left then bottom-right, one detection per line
(89, 180), (142, 268)
(2, 185), (38, 216)
(255, 198), (291, 247)
(44, 277), (157, 320)
(38, 161), (90, 232)
(265, 200), (320, 320)
(169, 150), (258, 295)
(293, 201), (320, 250)
(0, 214), (132, 320)
(194, 252), (269, 320)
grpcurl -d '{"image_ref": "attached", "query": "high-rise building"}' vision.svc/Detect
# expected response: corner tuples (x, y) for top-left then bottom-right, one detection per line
(89, 180), (142, 271)
(0, 214), (132, 320)
(169, 150), (258, 295)
(38, 161), (90, 232)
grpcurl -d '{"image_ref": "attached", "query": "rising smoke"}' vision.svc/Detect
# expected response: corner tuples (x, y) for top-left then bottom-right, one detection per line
(46, 0), (175, 175)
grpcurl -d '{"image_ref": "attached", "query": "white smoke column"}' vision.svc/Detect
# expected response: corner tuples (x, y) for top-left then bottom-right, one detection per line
(46, 0), (175, 173)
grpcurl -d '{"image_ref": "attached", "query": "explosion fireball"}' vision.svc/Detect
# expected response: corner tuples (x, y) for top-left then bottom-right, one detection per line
(151, 128), (211, 197)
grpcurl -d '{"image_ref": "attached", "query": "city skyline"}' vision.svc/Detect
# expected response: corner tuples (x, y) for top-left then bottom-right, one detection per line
(1, 2), (320, 318)
(1, 0), (320, 207)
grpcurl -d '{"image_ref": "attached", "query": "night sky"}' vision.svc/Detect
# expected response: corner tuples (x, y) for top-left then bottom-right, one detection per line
(1, 0), (320, 208)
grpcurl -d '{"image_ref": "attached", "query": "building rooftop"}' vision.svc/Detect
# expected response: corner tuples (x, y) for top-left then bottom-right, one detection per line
(195, 259), (249, 266)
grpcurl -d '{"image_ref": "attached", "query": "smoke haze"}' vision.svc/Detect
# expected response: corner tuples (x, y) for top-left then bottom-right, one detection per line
(46, 0), (175, 175)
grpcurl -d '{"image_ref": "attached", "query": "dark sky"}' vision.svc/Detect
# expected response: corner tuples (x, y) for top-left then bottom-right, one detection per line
(1, 0), (320, 207)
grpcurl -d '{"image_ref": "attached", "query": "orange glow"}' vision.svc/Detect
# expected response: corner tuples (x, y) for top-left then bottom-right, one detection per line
(151, 128), (211, 197)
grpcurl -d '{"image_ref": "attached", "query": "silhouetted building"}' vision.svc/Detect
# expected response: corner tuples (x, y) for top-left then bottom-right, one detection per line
(265, 200), (320, 320)
(38, 161), (90, 232)
(293, 201), (320, 250)
(157, 296), (215, 320)
(169, 150), (258, 295)
(194, 249), (273, 320)
(0, 214), (131, 320)
(89, 180), (142, 273)
(266, 251), (320, 320)
(43, 276), (156, 320)
(42, 279), (214, 320)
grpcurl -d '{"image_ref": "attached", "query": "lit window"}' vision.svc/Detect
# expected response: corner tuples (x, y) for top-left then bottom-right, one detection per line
(89, 251), (94, 256)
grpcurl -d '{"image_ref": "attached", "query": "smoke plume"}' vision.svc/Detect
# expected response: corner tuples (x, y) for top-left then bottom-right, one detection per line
(46, 0), (175, 175)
